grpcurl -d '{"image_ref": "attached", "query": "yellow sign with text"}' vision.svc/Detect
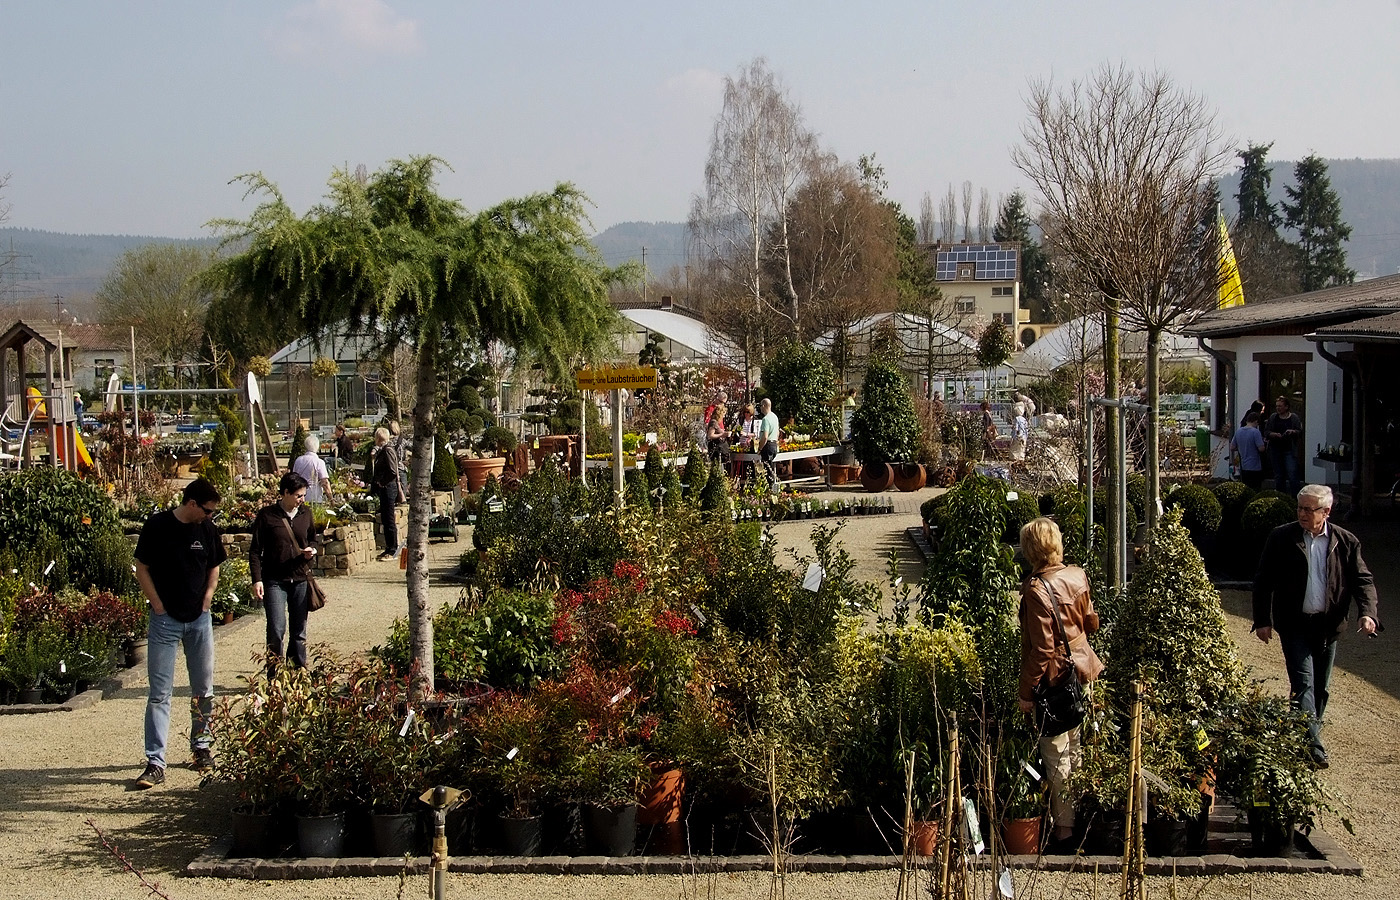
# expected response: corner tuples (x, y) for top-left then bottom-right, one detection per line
(576, 365), (658, 391)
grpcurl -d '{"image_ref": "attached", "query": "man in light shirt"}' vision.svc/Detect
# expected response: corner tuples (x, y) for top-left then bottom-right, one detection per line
(1252, 484), (1380, 768)
(291, 435), (332, 503)
(758, 397), (781, 490)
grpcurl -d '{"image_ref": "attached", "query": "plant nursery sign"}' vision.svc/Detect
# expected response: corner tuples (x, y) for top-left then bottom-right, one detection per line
(576, 365), (658, 391)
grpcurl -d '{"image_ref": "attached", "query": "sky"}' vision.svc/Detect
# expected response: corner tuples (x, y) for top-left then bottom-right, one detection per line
(3, 0), (1399, 257)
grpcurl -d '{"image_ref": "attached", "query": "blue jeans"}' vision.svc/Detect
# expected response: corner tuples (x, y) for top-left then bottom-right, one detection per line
(1280, 626), (1338, 754)
(264, 579), (309, 672)
(145, 611), (214, 769)
(376, 483), (399, 553)
(1269, 445), (1299, 494)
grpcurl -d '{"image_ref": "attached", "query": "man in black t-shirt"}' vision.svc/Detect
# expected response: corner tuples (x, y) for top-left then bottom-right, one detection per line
(132, 478), (227, 788)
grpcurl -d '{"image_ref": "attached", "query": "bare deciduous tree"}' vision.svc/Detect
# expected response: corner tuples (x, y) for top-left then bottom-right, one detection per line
(978, 188), (991, 242)
(918, 191), (936, 244)
(960, 181), (973, 241)
(939, 185), (957, 243)
(689, 57), (816, 383)
(1013, 64), (1228, 550)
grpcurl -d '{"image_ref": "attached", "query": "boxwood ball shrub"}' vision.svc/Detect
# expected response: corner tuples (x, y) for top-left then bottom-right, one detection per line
(1241, 494), (1296, 561)
(1164, 483), (1222, 548)
(1125, 474), (1148, 527)
(1210, 481), (1257, 534)
(441, 408), (470, 436)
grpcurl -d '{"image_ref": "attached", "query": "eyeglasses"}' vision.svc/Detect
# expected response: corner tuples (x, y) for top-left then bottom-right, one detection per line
(200, 504), (221, 518)
(1297, 505), (1328, 514)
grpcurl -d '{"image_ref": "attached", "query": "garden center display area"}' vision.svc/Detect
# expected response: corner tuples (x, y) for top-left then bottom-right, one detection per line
(0, 431), (1372, 897)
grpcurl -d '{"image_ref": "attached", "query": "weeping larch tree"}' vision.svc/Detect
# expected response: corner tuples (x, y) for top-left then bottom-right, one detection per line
(210, 157), (621, 692)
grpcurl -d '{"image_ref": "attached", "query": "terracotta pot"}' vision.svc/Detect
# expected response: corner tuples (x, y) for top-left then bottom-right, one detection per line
(460, 456), (506, 492)
(1002, 816), (1041, 855)
(638, 768), (685, 826)
(893, 462), (926, 492)
(859, 460), (895, 492)
(827, 463), (850, 486)
(909, 820), (939, 856)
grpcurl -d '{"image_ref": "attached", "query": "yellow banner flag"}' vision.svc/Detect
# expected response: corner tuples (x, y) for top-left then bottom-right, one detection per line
(1218, 212), (1245, 309)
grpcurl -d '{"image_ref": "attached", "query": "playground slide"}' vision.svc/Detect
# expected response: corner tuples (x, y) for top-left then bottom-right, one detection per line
(24, 387), (93, 469)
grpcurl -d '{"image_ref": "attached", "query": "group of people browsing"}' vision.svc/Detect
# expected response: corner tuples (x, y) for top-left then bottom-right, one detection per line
(1231, 396), (1304, 492)
(702, 396), (781, 487)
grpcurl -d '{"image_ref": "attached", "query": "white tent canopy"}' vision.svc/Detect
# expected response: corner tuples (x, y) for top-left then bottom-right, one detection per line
(1014, 314), (1209, 377)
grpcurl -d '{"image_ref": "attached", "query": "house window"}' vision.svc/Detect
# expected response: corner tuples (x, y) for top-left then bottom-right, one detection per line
(957, 263), (975, 281)
(993, 312), (1013, 325)
(991, 286), (1013, 297)
(955, 296), (975, 314)
(94, 358), (116, 384)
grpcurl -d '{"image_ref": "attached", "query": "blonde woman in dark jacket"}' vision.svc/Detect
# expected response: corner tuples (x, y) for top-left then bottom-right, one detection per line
(1018, 516), (1104, 849)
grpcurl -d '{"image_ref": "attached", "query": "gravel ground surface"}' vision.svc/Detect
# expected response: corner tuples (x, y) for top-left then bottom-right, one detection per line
(1, 492), (1394, 900)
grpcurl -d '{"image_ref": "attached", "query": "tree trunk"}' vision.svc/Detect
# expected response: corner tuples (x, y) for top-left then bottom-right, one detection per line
(407, 337), (438, 695)
(1145, 327), (1160, 532)
(1103, 298), (1121, 592)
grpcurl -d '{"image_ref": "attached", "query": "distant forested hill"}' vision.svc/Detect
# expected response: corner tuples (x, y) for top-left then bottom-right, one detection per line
(590, 221), (689, 276)
(0, 228), (217, 303)
(1219, 157), (1400, 279)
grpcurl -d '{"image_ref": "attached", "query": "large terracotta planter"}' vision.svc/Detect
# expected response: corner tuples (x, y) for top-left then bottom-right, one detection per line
(827, 463), (851, 486)
(893, 462), (926, 492)
(859, 460), (895, 492)
(638, 768), (685, 826)
(460, 456), (506, 492)
(1002, 816), (1041, 855)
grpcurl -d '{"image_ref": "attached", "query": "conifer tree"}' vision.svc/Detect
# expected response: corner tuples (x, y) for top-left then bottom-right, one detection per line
(1282, 154), (1355, 291)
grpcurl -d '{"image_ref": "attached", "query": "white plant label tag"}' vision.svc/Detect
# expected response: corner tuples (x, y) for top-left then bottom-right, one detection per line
(506, 747), (519, 760)
(59, 660), (66, 674)
(1022, 760), (1041, 782)
(962, 796), (985, 855)
(893, 576), (903, 587)
(399, 709), (415, 736)
(881, 655), (896, 666)
(997, 867), (1015, 898)
(609, 686), (632, 705)
(43, 560), (55, 576)
(802, 563), (824, 592)
(690, 605), (707, 626)
(1142, 769), (1170, 793)
(1006, 491), (1018, 502)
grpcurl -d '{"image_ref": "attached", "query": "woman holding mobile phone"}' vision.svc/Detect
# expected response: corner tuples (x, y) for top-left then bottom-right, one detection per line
(249, 472), (317, 676)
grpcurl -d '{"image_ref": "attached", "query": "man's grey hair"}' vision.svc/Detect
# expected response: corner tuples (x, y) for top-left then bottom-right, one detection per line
(760, 398), (772, 411)
(304, 435), (320, 453)
(1298, 484), (1333, 509)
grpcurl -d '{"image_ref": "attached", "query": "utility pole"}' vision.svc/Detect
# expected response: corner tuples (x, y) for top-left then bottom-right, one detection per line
(641, 246), (648, 303)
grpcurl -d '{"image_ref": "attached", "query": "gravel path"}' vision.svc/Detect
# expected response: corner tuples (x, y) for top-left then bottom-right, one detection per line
(1, 498), (1394, 900)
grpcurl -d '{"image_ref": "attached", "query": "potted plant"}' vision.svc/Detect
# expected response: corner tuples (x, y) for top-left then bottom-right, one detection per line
(358, 673), (434, 856)
(472, 692), (550, 856)
(849, 356), (917, 492)
(574, 744), (650, 856)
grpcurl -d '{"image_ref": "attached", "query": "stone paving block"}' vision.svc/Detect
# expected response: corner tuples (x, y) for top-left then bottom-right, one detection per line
(489, 857), (538, 874)
(798, 855), (849, 873)
(529, 855), (572, 874)
(285, 859), (337, 878)
(842, 854), (888, 871)
(448, 857), (493, 873)
(644, 857), (690, 875)
(565, 856), (612, 874)
(1201, 854), (1246, 874)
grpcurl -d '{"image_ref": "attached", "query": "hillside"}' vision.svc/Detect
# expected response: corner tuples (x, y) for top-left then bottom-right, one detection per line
(1219, 157), (1400, 279)
(0, 228), (217, 305)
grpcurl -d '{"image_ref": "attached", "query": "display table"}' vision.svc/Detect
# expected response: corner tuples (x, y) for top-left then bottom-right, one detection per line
(732, 445), (839, 486)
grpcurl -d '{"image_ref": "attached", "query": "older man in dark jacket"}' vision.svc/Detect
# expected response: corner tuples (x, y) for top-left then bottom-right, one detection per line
(1253, 484), (1379, 767)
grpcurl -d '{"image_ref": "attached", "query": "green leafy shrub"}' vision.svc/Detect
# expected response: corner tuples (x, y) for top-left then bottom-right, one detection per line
(681, 442), (709, 504)
(850, 356), (917, 465)
(1164, 483), (1223, 547)
(216, 404), (245, 444)
(478, 425), (517, 456)
(1125, 474), (1147, 526)
(699, 463), (730, 513)
(0, 467), (126, 592)
(918, 474), (1019, 641)
(1004, 489), (1042, 544)
(441, 408), (470, 435)
(432, 425), (458, 490)
(1241, 495), (1295, 564)
(644, 444), (665, 493)
(1210, 481), (1258, 574)
(761, 340), (840, 436)
(211, 557), (252, 617)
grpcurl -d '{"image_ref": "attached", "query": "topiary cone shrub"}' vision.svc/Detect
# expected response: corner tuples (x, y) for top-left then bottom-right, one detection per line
(849, 356), (916, 466)
(432, 425), (458, 491)
(681, 441), (709, 505)
(1078, 508), (1251, 826)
